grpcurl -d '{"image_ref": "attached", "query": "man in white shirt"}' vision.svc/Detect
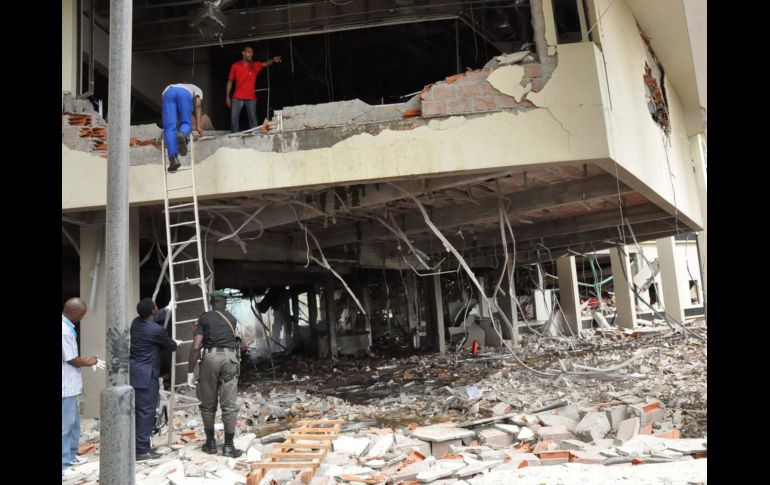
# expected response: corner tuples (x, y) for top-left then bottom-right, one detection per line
(62, 298), (98, 476)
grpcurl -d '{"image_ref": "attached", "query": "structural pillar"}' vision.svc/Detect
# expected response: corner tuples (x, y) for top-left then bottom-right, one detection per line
(609, 247), (637, 329)
(323, 280), (338, 358)
(496, 260), (520, 343)
(430, 274), (446, 354)
(307, 287), (318, 357)
(556, 256), (581, 335)
(405, 272), (420, 349)
(478, 276), (491, 318)
(62, 0), (78, 94)
(689, 134), (707, 312)
(362, 287), (373, 347)
(656, 236), (686, 323)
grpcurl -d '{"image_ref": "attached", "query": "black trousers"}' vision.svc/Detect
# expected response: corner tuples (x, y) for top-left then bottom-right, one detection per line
(134, 378), (159, 454)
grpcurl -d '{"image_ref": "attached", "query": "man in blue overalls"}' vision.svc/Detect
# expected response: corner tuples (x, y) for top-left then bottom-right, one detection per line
(162, 83), (204, 173)
(129, 298), (180, 460)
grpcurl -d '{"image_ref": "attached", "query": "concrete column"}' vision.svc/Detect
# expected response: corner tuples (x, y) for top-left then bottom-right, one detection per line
(62, 0), (78, 94)
(430, 274), (446, 354)
(405, 273), (420, 349)
(291, 293), (300, 342)
(79, 212), (140, 418)
(362, 288), (373, 346)
(323, 280), (338, 358)
(689, 134), (707, 307)
(478, 276), (491, 318)
(656, 236), (686, 323)
(556, 256), (581, 335)
(80, 224), (106, 419)
(501, 260), (520, 343)
(609, 247), (637, 329)
(307, 287), (318, 357)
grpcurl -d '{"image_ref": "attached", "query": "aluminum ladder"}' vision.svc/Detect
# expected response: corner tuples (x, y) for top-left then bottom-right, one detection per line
(161, 135), (210, 445)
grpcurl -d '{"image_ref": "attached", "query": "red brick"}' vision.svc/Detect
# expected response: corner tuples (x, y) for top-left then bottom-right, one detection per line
(421, 100), (447, 117)
(523, 63), (543, 77)
(426, 84), (454, 99)
(458, 84), (483, 97)
(447, 99), (471, 113)
(494, 96), (518, 109)
(471, 97), (497, 112)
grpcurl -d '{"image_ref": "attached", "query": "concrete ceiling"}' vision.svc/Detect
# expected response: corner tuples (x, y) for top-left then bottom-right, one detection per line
(626, 0), (706, 137)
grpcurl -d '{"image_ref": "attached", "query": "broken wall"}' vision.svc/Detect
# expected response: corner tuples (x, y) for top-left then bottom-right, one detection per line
(590, 0), (704, 230)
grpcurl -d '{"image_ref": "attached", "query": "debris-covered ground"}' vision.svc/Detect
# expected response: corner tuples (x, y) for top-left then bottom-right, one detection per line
(64, 320), (706, 484)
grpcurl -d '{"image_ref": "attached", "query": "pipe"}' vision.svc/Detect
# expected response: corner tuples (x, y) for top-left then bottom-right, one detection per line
(99, 0), (134, 483)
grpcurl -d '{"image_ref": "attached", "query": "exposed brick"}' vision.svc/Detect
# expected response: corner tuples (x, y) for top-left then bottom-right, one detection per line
(426, 84), (454, 99)
(464, 70), (492, 80)
(529, 78), (544, 92)
(523, 63), (543, 77)
(421, 100), (447, 117)
(494, 96), (518, 110)
(478, 428), (514, 446)
(447, 99), (471, 114)
(471, 97), (497, 112)
(458, 84), (483, 97)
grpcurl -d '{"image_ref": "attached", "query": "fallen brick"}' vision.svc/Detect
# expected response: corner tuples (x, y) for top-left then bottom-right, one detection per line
(536, 425), (574, 443)
(478, 428), (514, 446)
(492, 402), (514, 416)
(574, 412), (611, 443)
(655, 429), (681, 439)
(616, 417), (640, 442)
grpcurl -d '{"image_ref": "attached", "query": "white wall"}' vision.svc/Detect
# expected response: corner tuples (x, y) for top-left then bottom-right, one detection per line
(590, 0), (704, 231)
(62, 0), (78, 94)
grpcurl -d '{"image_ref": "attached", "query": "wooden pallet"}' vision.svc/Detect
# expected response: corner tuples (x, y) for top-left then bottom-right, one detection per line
(247, 419), (343, 484)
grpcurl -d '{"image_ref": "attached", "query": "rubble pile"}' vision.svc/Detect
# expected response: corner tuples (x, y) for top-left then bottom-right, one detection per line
(63, 321), (705, 484)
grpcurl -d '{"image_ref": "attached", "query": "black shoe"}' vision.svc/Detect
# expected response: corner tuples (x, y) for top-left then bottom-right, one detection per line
(168, 155), (181, 173)
(202, 428), (218, 454)
(136, 451), (162, 461)
(222, 443), (242, 458)
(177, 132), (188, 156)
(222, 432), (242, 458)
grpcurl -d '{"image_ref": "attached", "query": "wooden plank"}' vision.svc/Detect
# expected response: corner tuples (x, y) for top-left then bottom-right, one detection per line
(250, 462), (320, 470)
(297, 419), (344, 425)
(275, 443), (331, 450)
(266, 452), (326, 459)
(285, 434), (333, 441)
(293, 428), (338, 434)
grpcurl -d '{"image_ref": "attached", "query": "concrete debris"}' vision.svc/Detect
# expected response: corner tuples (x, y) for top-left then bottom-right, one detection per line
(66, 320), (704, 484)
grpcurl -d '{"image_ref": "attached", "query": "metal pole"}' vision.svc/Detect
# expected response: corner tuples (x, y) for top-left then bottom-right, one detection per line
(99, 0), (135, 483)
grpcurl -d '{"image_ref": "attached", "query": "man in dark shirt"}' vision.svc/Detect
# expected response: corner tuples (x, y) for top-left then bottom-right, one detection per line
(187, 290), (245, 457)
(130, 298), (179, 460)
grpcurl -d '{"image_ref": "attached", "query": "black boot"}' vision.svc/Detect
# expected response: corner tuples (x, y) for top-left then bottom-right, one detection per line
(222, 432), (242, 458)
(202, 428), (218, 454)
(167, 155), (181, 173)
(177, 132), (188, 156)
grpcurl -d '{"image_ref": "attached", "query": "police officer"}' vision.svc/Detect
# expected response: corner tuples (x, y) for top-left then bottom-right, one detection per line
(187, 291), (246, 457)
(129, 298), (179, 460)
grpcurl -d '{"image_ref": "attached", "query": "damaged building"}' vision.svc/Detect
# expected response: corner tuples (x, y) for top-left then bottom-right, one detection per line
(61, 0), (707, 483)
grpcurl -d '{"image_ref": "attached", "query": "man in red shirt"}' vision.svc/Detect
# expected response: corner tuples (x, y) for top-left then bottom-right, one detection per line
(226, 46), (282, 132)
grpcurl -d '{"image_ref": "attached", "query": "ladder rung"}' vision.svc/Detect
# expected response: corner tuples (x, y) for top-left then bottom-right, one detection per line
(177, 297), (204, 304)
(170, 238), (198, 247)
(169, 221), (196, 228)
(175, 318), (199, 325)
(174, 167), (193, 172)
(172, 258), (199, 265)
(174, 278), (201, 285)
(168, 184), (193, 191)
(176, 339), (194, 344)
(169, 202), (195, 210)
(175, 362), (194, 366)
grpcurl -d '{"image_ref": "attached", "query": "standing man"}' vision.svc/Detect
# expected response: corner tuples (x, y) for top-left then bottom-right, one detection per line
(162, 83), (204, 173)
(226, 46), (282, 133)
(129, 298), (180, 460)
(187, 291), (246, 457)
(62, 298), (99, 476)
